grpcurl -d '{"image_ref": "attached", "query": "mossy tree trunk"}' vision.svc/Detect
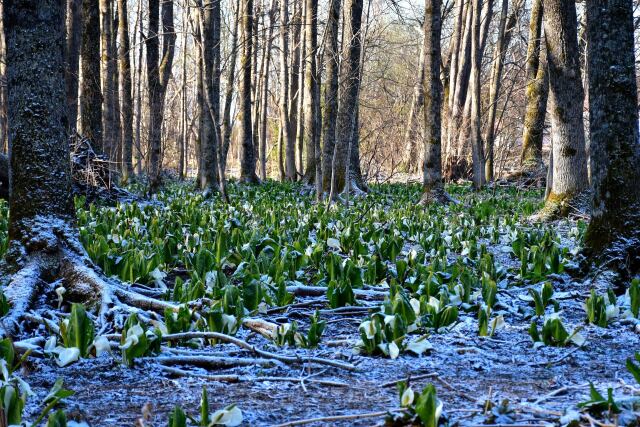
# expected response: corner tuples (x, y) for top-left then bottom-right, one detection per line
(583, 0), (640, 277)
(520, 0), (548, 172)
(539, 0), (589, 217)
(80, 0), (103, 151)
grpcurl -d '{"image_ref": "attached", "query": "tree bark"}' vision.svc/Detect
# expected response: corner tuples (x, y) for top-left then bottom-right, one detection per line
(65, 0), (82, 134)
(301, 0), (320, 185)
(258, 0), (276, 180)
(469, 0), (484, 189)
(239, 0), (259, 183)
(290, 0), (302, 176)
(420, 0), (450, 204)
(80, 0), (103, 151)
(279, 0), (295, 181)
(520, 0), (548, 172)
(100, 0), (116, 160)
(332, 0), (364, 195)
(147, 0), (176, 192)
(583, 0), (640, 276)
(134, 0), (144, 175)
(539, 0), (589, 217)
(321, 0), (342, 192)
(118, 0), (134, 182)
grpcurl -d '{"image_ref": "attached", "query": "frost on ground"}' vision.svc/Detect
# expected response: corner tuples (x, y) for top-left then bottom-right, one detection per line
(2, 182), (639, 426)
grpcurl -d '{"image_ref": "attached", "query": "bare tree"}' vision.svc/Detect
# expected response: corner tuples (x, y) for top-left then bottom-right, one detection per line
(279, 0), (295, 181)
(302, 0), (320, 185)
(100, 0), (117, 160)
(469, 0), (484, 189)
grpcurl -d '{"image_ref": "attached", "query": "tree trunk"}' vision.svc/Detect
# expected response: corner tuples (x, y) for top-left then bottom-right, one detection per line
(118, 0), (134, 182)
(484, 0), (523, 182)
(290, 1), (302, 177)
(80, 0), (103, 151)
(147, 0), (176, 192)
(520, 0), (548, 172)
(321, 0), (341, 192)
(239, 0), (259, 183)
(332, 0), (364, 195)
(258, 0), (276, 180)
(469, 0), (484, 189)
(279, 0), (295, 181)
(301, 0), (320, 185)
(583, 0), (640, 277)
(539, 0), (589, 217)
(100, 0), (116, 160)
(199, 0), (227, 198)
(420, 0), (450, 204)
(402, 40), (425, 175)
(65, 0), (82, 134)
(221, 0), (241, 171)
(134, 0), (144, 175)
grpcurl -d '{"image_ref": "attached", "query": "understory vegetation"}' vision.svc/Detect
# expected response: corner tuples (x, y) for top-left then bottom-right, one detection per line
(1, 181), (640, 425)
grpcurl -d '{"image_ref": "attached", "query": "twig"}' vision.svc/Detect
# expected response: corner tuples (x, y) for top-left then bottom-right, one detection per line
(147, 355), (276, 369)
(272, 409), (405, 427)
(380, 372), (439, 388)
(533, 383), (588, 405)
(162, 332), (358, 371)
(528, 347), (580, 367)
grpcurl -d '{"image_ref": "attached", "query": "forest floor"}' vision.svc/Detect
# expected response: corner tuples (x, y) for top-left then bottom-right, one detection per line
(5, 181), (639, 426)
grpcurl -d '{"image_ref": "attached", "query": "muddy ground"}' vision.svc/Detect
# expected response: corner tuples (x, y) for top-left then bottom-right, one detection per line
(21, 265), (640, 427)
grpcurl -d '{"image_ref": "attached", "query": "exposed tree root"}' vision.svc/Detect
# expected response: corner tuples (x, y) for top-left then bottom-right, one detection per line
(1, 222), (176, 339)
(530, 190), (591, 222)
(419, 185), (458, 205)
(162, 332), (358, 371)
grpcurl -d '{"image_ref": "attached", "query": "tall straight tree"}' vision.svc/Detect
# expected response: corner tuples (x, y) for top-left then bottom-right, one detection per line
(147, 0), (176, 192)
(469, 0), (484, 189)
(320, 0), (341, 192)
(332, 0), (364, 195)
(584, 0), (640, 276)
(100, 0), (116, 159)
(65, 0), (82, 134)
(279, 0), (295, 181)
(80, 0), (103, 151)
(301, 0), (320, 185)
(198, 0), (227, 197)
(238, 0), (259, 183)
(539, 0), (588, 217)
(520, 0), (548, 172)
(420, 0), (450, 204)
(118, 0), (134, 181)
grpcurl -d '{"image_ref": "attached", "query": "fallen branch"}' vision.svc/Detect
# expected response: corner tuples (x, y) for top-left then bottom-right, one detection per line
(286, 285), (387, 301)
(146, 355), (277, 369)
(161, 332), (358, 371)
